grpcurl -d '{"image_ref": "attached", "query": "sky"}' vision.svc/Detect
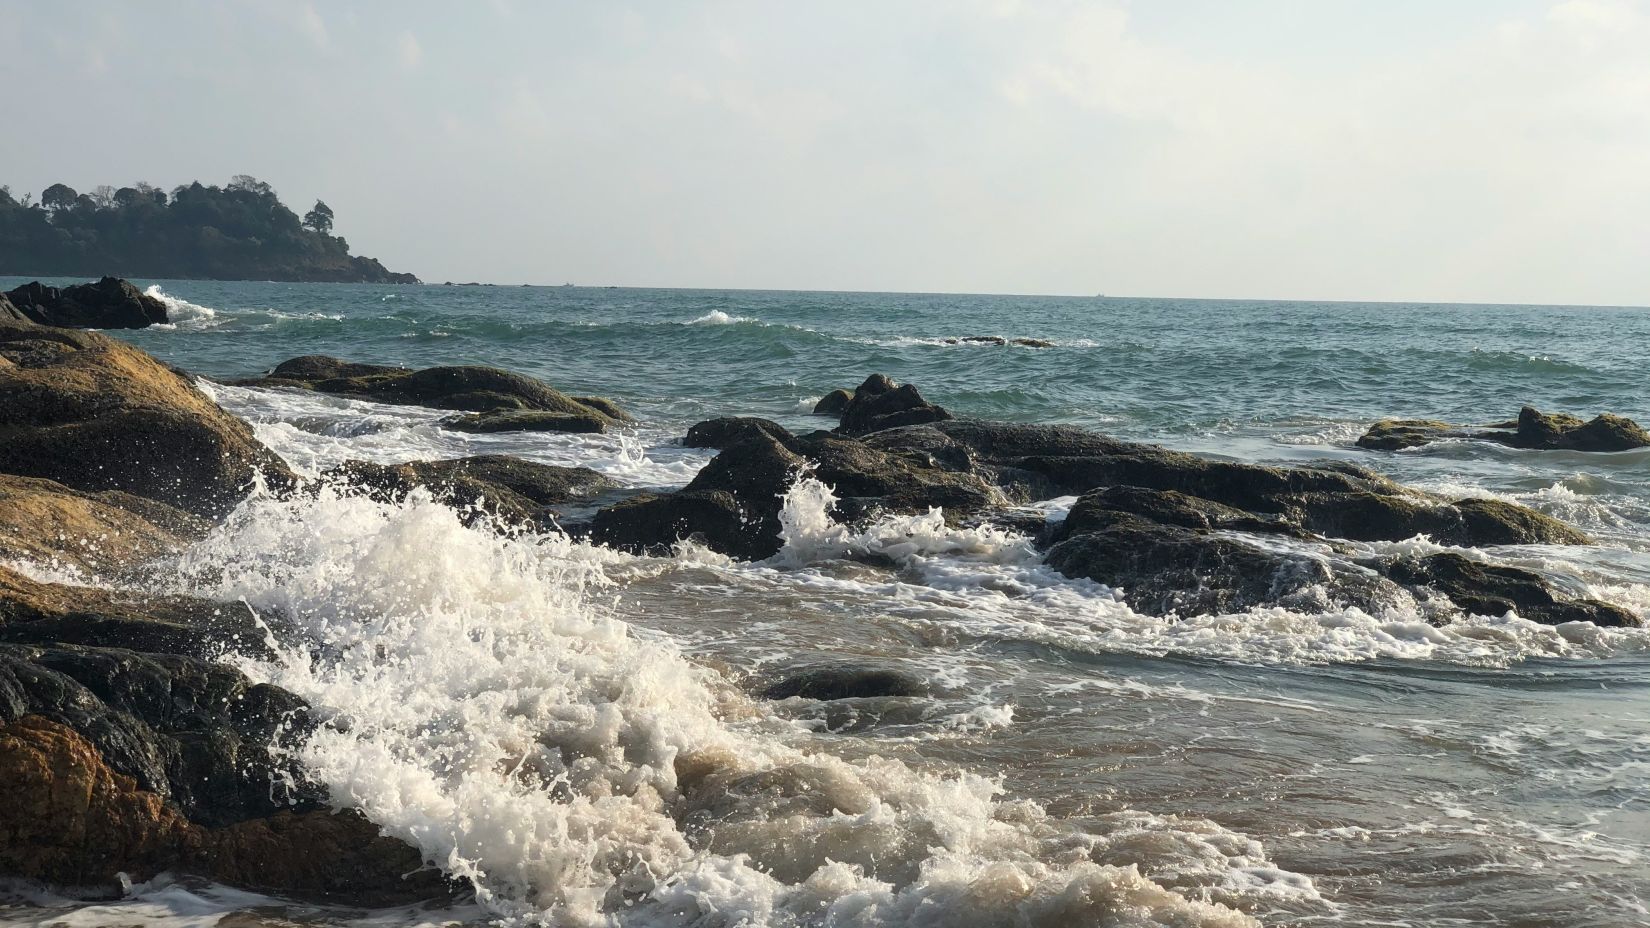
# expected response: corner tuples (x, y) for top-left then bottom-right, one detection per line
(1, 0), (1646, 304)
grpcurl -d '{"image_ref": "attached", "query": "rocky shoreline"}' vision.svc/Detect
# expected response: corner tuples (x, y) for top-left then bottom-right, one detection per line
(0, 285), (1644, 906)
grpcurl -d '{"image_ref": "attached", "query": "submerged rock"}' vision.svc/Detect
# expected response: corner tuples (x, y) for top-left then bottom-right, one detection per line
(1388, 552), (1638, 627)
(1045, 516), (1396, 617)
(239, 354), (629, 421)
(760, 664), (929, 701)
(0, 319), (293, 517)
(442, 409), (608, 434)
(1358, 406), (1650, 453)
(3, 278), (168, 329)
(323, 455), (616, 529)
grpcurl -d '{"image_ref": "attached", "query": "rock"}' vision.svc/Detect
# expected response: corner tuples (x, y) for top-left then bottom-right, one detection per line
(3, 278), (168, 329)
(585, 489), (759, 558)
(1045, 516), (1396, 617)
(759, 664), (928, 700)
(1388, 553), (1639, 627)
(812, 389), (854, 416)
(1356, 419), (1454, 451)
(915, 419), (1588, 546)
(442, 410), (607, 434)
(239, 355), (628, 421)
(683, 417), (793, 449)
(0, 319), (294, 518)
(571, 395), (636, 422)
(1011, 338), (1055, 348)
(0, 716), (444, 903)
(323, 455), (616, 529)
(1358, 407), (1650, 453)
(0, 475), (203, 578)
(1499, 406), (1650, 452)
(837, 374), (952, 436)
(1051, 485), (1298, 542)
(588, 427), (996, 561)
(952, 335), (1007, 346)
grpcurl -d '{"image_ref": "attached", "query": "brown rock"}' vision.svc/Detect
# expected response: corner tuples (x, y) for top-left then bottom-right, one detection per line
(0, 320), (293, 517)
(0, 474), (201, 578)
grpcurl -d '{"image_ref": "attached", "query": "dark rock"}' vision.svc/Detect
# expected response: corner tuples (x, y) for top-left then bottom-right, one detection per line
(0, 320), (294, 518)
(1388, 553), (1639, 627)
(1358, 407), (1650, 453)
(684, 417), (793, 449)
(812, 389), (854, 416)
(4, 278), (168, 329)
(760, 664), (928, 700)
(1051, 485), (1297, 542)
(1045, 517), (1395, 617)
(1011, 338), (1056, 348)
(952, 335), (1007, 346)
(585, 489), (763, 559)
(837, 374), (952, 436)
(571, 395), (635, 422)
(443, 410), (607, 434)
(239, 355), (629, 421)
(323, 455), (616, 529)
(918, 419), (1588, 546)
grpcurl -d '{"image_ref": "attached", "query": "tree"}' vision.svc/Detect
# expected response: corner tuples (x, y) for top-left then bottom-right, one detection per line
(302, 199), (334, 235)
(228, 174), (273, 198)
(41, 183), (78, 211)
(90, 185), (117, 209)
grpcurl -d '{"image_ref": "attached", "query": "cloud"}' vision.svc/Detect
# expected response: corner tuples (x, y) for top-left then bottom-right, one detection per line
(397, 31), (422, 70)
(296, 3), (328, 49)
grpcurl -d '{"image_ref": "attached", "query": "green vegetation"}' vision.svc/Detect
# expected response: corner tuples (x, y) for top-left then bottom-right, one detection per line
(0, 175), (416, 283)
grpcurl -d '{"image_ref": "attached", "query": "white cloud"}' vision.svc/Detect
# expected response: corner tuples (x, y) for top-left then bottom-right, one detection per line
(296, 3), (328, 49)
(397, 31), (422, 70)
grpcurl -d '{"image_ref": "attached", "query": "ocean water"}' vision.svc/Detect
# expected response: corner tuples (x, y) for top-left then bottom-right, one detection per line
(3, 278), (1649, 927)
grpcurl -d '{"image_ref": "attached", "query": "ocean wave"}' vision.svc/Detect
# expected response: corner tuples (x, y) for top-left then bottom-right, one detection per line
(143, 285), (219, 329)
(1465, 348), (1594, 374)
(158, 483), (1272, 927)
(687, 309), (758, 325)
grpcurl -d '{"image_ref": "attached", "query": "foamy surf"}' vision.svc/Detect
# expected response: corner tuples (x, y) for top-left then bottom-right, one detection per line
(144, 284), (219, 329)
(161, 484), (1274, 927)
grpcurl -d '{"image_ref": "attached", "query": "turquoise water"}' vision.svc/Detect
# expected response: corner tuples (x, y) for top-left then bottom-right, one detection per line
(5, 278), (1649, 927)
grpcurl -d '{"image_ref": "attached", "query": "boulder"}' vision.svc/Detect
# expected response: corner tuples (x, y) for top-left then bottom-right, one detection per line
(1387, 553), (1639, 627)
(759, 664), (928, 700)
(837, 374), (952, 435)
(683, 416), (793, 449)
(3, 278), (168, 329)
(1357, 407), (1650, 453)
(239, 355), (629, 421)
(0, 319), (293, 518)
(1355, 419), (1454, 451)
(442, 410), (607, 434)
(584, 489), (760, 559)
(323, 455), (616, 529)
(1045, 516), (1396, 617)
(811, 389), (854, 416)
(1051, 485), (1297, 542)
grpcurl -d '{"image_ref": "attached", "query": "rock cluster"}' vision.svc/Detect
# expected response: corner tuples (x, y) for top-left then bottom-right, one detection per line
(3, 277), (169, 329)
(1359, 406), (1650, 453)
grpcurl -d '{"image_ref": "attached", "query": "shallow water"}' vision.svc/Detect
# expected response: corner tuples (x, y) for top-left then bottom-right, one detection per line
(3, 279), (1647, 926)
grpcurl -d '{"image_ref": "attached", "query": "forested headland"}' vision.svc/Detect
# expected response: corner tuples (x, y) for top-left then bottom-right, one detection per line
(0, 175), (417, 283)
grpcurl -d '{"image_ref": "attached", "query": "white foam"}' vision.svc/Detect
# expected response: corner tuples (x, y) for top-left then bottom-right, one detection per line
(143, 285), (218, 329)
(159, 484), (1267, 927)
(687, 310), (755, 325)
(760, 480), (1650, 668)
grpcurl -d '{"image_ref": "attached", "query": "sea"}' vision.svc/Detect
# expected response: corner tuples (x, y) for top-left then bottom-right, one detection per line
(3, 278), (1648, 927)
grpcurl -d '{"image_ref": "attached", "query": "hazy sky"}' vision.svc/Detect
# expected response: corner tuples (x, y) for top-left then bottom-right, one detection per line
(2, 0), (1646, 303)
